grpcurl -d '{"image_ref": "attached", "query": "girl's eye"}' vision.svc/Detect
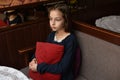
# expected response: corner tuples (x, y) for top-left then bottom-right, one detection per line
(49, 17), (62, 21)
(55, 18), (61, 21)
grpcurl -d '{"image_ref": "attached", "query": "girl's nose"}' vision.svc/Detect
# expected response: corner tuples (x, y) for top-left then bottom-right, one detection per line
(52, 20), (55, 25)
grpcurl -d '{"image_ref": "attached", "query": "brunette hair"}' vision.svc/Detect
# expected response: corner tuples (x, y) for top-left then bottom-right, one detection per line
(48, 3), (71, 32)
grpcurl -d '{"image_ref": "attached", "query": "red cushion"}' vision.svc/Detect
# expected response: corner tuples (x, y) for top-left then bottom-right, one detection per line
(29, 42), (64, 80)
(0, 20), (7, 27)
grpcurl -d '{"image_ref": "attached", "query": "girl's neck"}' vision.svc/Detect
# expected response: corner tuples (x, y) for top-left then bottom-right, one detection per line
(54, 29), (70, 42)
(56, 29), (66, 35)
(56, 27), (70, 35)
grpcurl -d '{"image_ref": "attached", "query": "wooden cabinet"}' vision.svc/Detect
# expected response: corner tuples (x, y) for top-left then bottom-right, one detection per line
(0, 18), (50, 69)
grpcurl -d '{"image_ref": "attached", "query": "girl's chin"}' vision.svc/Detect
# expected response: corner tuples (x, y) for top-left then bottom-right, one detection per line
(51, 29), (57, 31)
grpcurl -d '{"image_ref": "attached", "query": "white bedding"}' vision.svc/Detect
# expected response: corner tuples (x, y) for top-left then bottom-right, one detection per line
(0, 66), (29, 80)
(95, 15), (120, 33)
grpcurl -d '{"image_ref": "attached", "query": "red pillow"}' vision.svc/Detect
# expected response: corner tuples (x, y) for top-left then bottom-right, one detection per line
(29, 42), (64, 80)
(0, 19), (7, 27)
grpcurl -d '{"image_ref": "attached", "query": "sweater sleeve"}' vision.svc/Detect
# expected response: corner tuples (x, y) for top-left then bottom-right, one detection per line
(37, 36), (77, 74)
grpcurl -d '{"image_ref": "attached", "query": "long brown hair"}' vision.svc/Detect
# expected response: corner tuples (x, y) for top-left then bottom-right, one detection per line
(48, 3), (71, 32)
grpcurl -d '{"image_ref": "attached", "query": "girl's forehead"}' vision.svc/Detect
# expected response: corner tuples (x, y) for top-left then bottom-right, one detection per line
(49, 9), (63, 17)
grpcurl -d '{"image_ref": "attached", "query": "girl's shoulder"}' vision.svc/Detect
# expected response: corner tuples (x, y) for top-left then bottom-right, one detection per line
(67, 33), (76, 39)
(47, 31), (55, 42)
(48, 31), (56, 36)
(63, 32), (77, 42)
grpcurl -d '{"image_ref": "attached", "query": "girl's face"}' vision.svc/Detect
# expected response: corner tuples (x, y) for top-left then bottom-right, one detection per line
(49, 9), (65, 32)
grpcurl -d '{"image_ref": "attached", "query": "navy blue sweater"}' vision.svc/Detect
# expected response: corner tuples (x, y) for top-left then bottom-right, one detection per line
(37, 31), (77, 80)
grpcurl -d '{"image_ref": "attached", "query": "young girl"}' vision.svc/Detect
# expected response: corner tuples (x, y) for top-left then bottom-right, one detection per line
(29, 3), (77, 80)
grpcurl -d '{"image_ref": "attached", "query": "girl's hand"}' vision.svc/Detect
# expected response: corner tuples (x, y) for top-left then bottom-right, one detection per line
(29, 58), (38, 72)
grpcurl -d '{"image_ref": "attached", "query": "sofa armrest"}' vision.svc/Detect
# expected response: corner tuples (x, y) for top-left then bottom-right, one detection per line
(18, 46), (36, 55)
(18, 46), (36, 66)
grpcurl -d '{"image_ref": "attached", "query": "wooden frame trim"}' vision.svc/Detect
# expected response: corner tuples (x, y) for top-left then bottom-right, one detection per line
(73, 20), (120, 46)
(0, 17), (48, 32)
(0, 0), (64, 11)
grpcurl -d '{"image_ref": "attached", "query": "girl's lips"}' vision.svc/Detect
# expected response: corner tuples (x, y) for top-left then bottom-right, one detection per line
(51, 27), (56, 29)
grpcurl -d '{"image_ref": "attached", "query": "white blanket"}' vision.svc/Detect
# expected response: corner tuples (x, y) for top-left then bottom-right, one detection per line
(95, 15), (120, 33)
(0, 66), (29, 80)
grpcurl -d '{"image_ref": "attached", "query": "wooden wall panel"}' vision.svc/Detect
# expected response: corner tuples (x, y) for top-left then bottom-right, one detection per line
(5, 28), (26, 69)
(23, 25), (34, 47)
(0, 18), (50, 69)
(0, 32), (10, 66)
